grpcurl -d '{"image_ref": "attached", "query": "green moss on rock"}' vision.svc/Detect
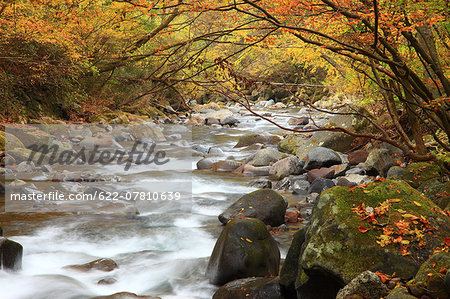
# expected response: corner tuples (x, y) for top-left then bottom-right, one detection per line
(399, 162), (441, 189)
(407, 251), (450, 299)
(0, 131), (4, 151)
(296, 179), (450, 291)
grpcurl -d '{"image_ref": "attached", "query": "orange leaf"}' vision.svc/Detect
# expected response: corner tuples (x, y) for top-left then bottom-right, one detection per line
(358, 225), (369, 233)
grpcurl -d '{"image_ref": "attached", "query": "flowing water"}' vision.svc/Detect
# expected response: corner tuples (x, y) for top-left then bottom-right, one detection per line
(0, 107), (325, 299)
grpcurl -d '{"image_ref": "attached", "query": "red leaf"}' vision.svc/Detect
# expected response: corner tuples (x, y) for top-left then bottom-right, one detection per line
(358, 225), (369, 233)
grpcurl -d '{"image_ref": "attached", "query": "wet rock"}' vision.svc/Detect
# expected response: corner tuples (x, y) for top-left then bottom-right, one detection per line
(129, 124), (166, 142)
(240, 143), (264, 151)
(208, 147), (225, 156)
(269, 156), (304, 180)
(98, 278), (118, 285)
(348, 150), (369, 165)
(307, 167), (335, 182)
(292, 180), (311, 196)
(407, 251), (450, 299)
(186, 114), (205, 126)
(79, 135), (123, 148)
(90, 292), (160, 299)
(212, 277), (282, 299)
(296, 179), (450, 299)
(192, 144), (209, 155)
(278, 134), (307, 155)
(4, 132), (25, 150)
(280, 228), (306, 297)
(0, 237), (23, 271)
(16, 161), (36, 173)
(233, 164), (271, 176)
(336, 271), (388, 299)
(65, 258), (118, 272)
(7, 125), (54, 148)
(307, 178), (335, 194)
(249, 179), (272, 189)
(206, 218), (280, 285)
(205, 117), (221, 125)
(220, 116), (239, 126)
(304, 147), (342, 170)
(219, 189), (287, 226)
(234, 133), (281, 148)
(273, 177), (292, 191)
(288, 117), (309, 126)
(211, 160), (243, 172)
(197, 158), (216, 170)
(247, 148), (283, 166)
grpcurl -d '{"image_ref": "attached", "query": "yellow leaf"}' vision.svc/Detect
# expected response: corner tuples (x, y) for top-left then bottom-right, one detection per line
(413, 201), (421, 207)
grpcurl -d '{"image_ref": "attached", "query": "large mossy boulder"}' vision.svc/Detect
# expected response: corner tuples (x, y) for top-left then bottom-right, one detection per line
(6, 125), (54, 148)
(206, 218), (280, 285)
(294, 179), (450, 299)
(0, 237), (23, 271)
(278, 135), (307, 155)
(4, 133), (25, 150)
(219, 189), (287, 227)
(212, 277), (282, 299)
(234, 133), (281, 148)
(0, 131), (5, 151)
(389, 162), (448, 209)
(407, 251), (450, 299)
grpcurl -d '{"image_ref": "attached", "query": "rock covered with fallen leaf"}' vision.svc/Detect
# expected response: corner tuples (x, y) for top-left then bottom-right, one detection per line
(292, 179), (449, 298)
(407, 251), (450, 299)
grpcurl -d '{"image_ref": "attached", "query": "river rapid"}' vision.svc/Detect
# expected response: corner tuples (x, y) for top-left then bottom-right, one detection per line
(0, 105), (327, 299)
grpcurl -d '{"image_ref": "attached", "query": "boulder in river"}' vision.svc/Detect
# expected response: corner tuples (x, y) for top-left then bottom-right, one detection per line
(303, 147), (342, 170)
(234, 133), (281, 148)
(293, 179), (450, 299)
(249, 179), (272, 189)
(196, 158), (216, 170)
(219, 189), (287, 226)
(233, 164), (271, 176)
(90, 292), (160, 299)
(65, 258), (118, 272)
(212, 277), (282, 299)
(211, 160), (243, 172)
(0, 237), (23, 271)
(206, 218), (280, 285)
(307, 167), (335, 182)
(269, 156), (304, 180)
(129, 124), (166, 142)
(246, 148), (283, 167)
